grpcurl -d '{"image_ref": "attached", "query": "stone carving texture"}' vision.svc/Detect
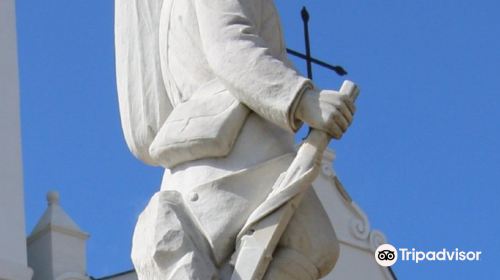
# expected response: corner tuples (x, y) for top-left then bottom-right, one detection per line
(115, 0), (358, 279)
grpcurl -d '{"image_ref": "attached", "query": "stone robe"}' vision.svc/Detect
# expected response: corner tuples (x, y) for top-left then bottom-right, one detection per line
(115, 0), (339, 279)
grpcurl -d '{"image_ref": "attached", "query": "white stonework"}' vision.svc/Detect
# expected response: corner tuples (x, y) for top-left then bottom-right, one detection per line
(27, 192), (90, 280)
(0, 0), (395, 278)
(314, 150), (395, 280)
(7, 162), (394, 280)
(115, 1), (359, 278)
(0, 0), (33, 279)
(92, 149), (395, 280)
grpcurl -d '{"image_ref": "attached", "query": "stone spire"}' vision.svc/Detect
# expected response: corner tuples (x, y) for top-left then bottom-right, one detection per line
(27, 191), (90, 280)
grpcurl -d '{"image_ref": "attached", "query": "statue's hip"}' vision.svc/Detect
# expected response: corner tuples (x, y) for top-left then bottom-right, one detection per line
(132, 152), (295, 278)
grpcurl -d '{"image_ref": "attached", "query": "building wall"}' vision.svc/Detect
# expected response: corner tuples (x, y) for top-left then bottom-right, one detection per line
(50, 231), (87, 279)
(313, 151), (395, 280)
(27, 234), (54, 280)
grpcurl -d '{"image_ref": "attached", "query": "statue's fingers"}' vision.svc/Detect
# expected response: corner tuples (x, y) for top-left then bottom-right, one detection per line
(343, 97), (356, 116)
(328, 123), (343, 139)
(334, 113), (349, 132)
(337, 103), (353, 124)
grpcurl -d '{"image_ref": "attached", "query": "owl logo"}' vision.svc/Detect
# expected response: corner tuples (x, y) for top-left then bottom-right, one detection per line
(375, 244), (398, 266)
(378, 250), (396, 261)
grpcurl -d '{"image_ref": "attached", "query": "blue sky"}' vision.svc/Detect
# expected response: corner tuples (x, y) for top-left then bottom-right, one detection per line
(16, 0), (499, 278)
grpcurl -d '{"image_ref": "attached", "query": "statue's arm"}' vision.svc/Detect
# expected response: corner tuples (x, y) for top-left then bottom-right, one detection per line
(193, 0), (312, 132)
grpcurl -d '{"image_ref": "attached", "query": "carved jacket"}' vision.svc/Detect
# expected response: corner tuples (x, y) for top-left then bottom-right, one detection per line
(116, 0), (313, 167)
(116, 1), (329, 272)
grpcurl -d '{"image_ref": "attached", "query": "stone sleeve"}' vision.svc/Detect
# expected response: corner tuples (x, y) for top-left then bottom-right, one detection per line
(193, 0), (313, 132)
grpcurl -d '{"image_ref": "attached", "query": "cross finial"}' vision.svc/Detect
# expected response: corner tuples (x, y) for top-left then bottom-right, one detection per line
(301, 7), (310, 23)
(287, 6), (348, 78)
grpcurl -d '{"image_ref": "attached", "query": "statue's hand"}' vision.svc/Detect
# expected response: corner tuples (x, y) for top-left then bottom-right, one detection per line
(296, 88), (356, 139)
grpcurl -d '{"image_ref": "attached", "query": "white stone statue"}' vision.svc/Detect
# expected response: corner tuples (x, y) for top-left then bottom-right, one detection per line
(115, 0), (358, 279)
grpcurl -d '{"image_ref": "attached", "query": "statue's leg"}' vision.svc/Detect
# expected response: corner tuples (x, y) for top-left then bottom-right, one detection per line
(263, 188), (339, 280)
(131, 191), (218, 280)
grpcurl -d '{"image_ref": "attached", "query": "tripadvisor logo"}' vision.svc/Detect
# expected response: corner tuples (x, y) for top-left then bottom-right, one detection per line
(375, 244), (398, 267)
(375, 244), (482, 266)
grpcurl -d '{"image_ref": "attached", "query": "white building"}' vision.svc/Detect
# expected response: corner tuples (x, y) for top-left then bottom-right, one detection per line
(27, 192), (89, 280)
(1, 1), (396, 279)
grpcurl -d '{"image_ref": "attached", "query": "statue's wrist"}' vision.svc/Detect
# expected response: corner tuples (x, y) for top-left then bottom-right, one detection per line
(295, 88), (320, 123)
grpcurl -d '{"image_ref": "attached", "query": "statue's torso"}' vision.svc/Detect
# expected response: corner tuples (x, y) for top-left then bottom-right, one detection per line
(159, 0), (297, 189)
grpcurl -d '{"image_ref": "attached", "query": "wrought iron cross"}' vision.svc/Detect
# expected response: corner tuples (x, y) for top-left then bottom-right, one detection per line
(286, 7), (347, 79)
